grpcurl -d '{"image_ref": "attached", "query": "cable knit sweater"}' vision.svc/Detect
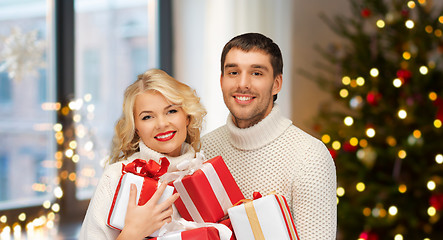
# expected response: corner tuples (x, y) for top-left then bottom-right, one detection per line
(201, 105), (337, 239)
(79, 142), (195, 240)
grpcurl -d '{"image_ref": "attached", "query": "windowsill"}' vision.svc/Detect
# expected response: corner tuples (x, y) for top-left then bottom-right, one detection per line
(12, 219), (83, 239)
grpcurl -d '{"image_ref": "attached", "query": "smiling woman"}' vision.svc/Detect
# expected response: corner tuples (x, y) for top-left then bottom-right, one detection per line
(108, 69), (206, 168)
(133, 91), (189, 157)
(79, 69), (206, 239)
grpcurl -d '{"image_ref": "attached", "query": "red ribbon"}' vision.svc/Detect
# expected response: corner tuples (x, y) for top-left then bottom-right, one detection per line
(121, 158), (170, 206)
(252, 192), (262, 200)
(123, 157), (170, 180)
(232, 192), (264, 208)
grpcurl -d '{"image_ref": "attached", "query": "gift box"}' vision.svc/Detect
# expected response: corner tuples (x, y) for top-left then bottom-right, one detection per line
(150, 227), (219, 240)
(173, 156), (244, 223)
(107, 158), (174, 237)
(227, 193), (300, 240)
(218, 218), (236, 240)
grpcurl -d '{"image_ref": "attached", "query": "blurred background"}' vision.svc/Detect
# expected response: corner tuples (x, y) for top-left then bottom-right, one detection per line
(0, 0), (442, 239)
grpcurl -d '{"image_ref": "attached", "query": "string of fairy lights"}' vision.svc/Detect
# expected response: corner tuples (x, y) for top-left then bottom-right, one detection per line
(321, 1), (443, 239)
(0, 93), (100, 239)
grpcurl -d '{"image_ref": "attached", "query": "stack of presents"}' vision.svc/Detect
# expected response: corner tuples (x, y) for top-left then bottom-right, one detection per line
(107, 155), (300, 240)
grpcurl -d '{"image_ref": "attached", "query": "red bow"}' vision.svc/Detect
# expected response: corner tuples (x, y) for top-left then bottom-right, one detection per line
(252, 192), (263, 200)
(123, 157), (170, 180)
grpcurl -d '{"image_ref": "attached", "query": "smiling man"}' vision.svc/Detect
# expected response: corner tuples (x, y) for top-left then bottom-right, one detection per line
(201, 33), (337, 239)
(221, 46), (281, 128)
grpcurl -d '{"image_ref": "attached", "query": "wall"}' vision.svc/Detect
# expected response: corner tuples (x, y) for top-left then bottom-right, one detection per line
(173, 0), (350, 136)
(291, 0), (350, 135)
(172, 0), (295, 134)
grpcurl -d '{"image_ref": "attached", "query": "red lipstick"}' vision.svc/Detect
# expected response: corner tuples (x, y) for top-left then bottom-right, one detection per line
(154, 131), (176, 142)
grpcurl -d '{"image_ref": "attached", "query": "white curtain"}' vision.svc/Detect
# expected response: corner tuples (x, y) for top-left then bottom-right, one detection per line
(172, 0), (294, 133)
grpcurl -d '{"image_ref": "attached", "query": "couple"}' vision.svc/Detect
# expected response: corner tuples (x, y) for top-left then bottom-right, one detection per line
(79, 33), (337, 239)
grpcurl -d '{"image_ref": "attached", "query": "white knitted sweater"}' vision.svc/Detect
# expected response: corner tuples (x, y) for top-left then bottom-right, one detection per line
(201, 105), (337, 239)
(79, 142), (195, 240)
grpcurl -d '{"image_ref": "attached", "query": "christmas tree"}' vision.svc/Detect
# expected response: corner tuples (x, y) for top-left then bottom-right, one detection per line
(310, 0), (443, 239)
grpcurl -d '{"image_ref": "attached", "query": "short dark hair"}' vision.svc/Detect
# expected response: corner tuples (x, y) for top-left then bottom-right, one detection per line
(220, 33), (283, 101)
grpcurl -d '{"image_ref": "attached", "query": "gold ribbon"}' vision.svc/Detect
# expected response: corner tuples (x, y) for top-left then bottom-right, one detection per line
(232, 191), (293, 240)
(244, 201), (265, 240)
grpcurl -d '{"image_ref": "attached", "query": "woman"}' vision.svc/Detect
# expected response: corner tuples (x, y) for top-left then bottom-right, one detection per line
(79, 69), (207, 239)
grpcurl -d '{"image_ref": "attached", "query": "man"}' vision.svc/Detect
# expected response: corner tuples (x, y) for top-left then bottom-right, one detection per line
(201, 33), (337, 239)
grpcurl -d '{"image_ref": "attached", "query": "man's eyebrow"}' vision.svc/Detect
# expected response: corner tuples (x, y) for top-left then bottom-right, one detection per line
(224, 63), (238, 69)
(251, 64), (269, 71)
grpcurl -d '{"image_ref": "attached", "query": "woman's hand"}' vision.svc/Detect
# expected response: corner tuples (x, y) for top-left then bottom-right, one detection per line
(116, 182), (179, 240)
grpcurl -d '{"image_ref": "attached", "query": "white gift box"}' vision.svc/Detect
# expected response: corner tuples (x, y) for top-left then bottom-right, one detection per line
(107, 172), (175, 237)
(228, 194), (300, 240)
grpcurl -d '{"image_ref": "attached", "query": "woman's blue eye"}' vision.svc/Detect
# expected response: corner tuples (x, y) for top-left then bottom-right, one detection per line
(168, 109), (178, 114)
(142, 115), (152, 120)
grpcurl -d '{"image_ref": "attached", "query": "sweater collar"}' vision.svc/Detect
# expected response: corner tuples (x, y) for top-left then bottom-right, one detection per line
(136, 141), (196, 172)
(226, 104), (292, 150)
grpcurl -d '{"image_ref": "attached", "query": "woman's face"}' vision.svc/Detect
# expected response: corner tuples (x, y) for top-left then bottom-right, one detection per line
(133, 91), (189, 157)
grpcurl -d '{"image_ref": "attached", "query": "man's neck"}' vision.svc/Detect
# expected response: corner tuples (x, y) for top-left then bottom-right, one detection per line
(231, 103), (274, 129)
(232, 115), (264, 129)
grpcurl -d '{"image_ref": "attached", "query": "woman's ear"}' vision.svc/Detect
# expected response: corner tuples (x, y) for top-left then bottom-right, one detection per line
(186, 115), (191, 126)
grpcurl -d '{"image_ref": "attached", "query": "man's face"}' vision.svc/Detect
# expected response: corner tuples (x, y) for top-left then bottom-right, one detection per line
(221, 48), (282, 128)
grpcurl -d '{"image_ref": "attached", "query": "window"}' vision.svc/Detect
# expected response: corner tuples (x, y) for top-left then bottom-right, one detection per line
(0, 154), (9, 201)
(0, 0), (56, 210)
(0, 72), (12, 105)
(38, 68), (48, 103)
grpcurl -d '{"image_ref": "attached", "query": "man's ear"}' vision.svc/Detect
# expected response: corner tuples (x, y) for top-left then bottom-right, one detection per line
(220, 73), (224, 87)
(272, 74), (283, 95)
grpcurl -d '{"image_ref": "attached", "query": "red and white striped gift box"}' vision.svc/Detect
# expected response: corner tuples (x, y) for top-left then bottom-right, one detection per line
(173, 156), (244, 223)
(150, 227), (220, 240)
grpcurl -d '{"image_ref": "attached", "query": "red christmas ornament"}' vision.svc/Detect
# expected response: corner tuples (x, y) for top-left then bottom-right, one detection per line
(396, 69), (412, 84)
(434, 97), (443, 121)
(343, 141), (358, 152)
(313, 123), (322, 133)
(361, 8), (371, 18)
(401, 9), (409, 18)
(430, 193), (443, 210)
(366, 91), (382, 106)
(328, 148), (337, 159)
(359, 231), (379, 240)
(438, 43), (443, 53)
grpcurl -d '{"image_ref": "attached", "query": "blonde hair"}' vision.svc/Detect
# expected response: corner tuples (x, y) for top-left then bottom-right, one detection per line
(108, 69), (206, 164)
